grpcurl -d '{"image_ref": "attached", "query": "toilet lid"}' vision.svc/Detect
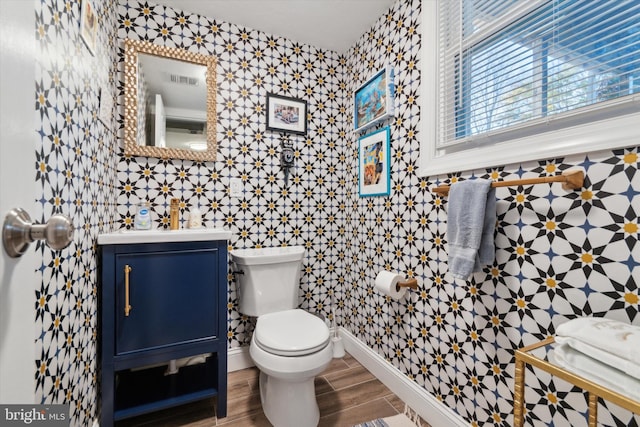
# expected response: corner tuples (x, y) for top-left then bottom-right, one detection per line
(254, 309), (330, 357)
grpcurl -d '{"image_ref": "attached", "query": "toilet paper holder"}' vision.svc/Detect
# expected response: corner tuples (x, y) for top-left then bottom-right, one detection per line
(396, 277), (418, 291)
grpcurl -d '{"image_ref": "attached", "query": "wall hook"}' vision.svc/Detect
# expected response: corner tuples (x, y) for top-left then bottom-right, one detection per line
(281, 137), (294, 186)
(2, 208), (74, 258)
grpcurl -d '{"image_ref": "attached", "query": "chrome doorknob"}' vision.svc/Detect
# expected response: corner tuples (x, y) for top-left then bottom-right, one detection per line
(2, 208), (74, 258)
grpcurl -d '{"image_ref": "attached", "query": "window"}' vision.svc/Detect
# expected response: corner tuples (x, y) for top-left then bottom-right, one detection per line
(420, 0), (640, 176)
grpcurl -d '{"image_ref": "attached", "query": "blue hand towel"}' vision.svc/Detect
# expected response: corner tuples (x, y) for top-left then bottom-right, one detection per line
(447, 178), (496, 280)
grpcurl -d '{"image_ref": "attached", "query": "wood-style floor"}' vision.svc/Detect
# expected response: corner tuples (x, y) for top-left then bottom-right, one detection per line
(116, 352), (431, 426)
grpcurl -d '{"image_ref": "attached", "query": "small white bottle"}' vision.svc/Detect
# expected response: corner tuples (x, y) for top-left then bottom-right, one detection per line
(134, 201), (151, 230)
(188, 207), (202, 229)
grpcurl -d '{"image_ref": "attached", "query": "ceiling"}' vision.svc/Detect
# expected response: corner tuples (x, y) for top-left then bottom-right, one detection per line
(156, 0), (397, 53)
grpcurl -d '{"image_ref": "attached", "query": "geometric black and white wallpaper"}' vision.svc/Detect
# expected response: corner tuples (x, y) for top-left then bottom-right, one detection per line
(33, 0), (638, 425)
(34, 0), (119, 425)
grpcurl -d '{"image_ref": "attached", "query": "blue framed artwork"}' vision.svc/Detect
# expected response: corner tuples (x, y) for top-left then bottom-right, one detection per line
(353, 67), (394, 132)
(358, 126), (390, 197)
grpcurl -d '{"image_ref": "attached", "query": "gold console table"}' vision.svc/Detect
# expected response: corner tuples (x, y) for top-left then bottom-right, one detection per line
(514, 337), (640, 427)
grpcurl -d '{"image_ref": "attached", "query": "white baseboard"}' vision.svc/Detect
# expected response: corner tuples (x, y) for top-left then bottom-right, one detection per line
(228, 345), (254, 372)
(339, 327), (468, 427)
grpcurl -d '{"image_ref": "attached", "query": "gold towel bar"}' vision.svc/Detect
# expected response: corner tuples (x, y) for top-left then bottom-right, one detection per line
(433, 169), (584, 197)
(396, 278), (418, 291)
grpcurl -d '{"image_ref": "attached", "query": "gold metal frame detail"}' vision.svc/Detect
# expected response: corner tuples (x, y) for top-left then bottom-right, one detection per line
(514, 337), (640, 427)
(123, 39), (217, 162)
(433, 169), (584, 196)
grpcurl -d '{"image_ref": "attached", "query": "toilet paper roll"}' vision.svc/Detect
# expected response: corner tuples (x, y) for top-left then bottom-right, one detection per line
(374, 270), (407, 300)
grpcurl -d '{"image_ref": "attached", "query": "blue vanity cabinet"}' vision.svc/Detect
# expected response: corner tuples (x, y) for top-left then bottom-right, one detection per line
(98, 237), (228, 426)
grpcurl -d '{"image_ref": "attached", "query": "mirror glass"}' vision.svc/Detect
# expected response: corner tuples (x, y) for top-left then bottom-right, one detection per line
(124, 39), (217, 161)
(137, 54), (207, 151)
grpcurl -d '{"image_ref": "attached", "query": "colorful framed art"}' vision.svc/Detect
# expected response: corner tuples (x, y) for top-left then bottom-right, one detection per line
(353, 67), (394, 132)
(358, 126), (390, 197)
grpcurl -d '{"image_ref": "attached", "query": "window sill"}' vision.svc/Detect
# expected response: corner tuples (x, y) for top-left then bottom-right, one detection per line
(418, 111), (640, 178)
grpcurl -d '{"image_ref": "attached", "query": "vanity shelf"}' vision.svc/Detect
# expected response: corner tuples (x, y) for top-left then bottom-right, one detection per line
(113, 356), (218, 421)
(98, 229), (230, 425)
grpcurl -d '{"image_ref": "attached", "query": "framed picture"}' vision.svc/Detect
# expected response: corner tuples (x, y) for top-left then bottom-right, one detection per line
(358, 126), (390, 197)
(266, 93), (307, 135)
(353, 67), (394, 132)
(80, 0), (98, 56)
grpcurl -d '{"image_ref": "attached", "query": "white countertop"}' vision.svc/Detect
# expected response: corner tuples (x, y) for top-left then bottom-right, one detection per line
(97, 228), (232, 245)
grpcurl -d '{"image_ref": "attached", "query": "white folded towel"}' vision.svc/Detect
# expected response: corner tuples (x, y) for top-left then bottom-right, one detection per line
(556, 317), (640, 380)
(552, 343), (640, 401)
(446, 178), (496, 280)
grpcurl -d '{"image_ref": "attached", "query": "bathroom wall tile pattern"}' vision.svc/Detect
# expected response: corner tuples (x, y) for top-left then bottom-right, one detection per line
(28, 0), (639, 425)
(115, 1), (640, 427)
(116, 0), (348, 346)
(34, 0), (120, 426)
(341, 2), (639, 427)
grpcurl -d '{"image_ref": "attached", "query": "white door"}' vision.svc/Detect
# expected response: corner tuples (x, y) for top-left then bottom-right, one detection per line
(155, 93), (167, 147)
(0, 0), (38, 403)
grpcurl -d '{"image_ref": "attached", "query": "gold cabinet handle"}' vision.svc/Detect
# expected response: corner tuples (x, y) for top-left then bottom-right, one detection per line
(124, 264), (132, 316)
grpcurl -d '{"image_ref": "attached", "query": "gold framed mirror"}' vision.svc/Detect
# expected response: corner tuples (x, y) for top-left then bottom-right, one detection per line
(124, 39), (217, 161)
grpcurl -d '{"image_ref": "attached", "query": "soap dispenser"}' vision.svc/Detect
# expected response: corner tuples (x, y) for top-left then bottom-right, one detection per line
(170, 198), (180, 230)
(134, 201), (152, 230)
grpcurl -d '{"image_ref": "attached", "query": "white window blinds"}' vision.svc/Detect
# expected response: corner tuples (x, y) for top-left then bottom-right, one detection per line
(437, 0), (640, 151)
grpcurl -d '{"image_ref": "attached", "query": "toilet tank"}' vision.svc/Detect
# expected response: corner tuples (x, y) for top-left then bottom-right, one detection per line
(230, 246), (305, 316)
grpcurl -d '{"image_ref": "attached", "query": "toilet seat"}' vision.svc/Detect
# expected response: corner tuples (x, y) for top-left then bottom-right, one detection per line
(254, 309), (330, 356)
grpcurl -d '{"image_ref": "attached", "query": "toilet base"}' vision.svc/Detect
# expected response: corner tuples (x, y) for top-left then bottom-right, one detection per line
(260, 371), (319, 427)
(250, 337), (333, 427)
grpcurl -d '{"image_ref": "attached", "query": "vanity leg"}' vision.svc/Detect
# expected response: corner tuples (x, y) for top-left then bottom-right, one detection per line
(217, 350), (227, 418)
(587, 392), (598, 427)
(513, 359), (525, 427)
(100, 363), (114, 427)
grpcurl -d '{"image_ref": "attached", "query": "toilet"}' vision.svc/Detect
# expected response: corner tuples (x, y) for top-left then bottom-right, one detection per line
(230, 246), (332, 427)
